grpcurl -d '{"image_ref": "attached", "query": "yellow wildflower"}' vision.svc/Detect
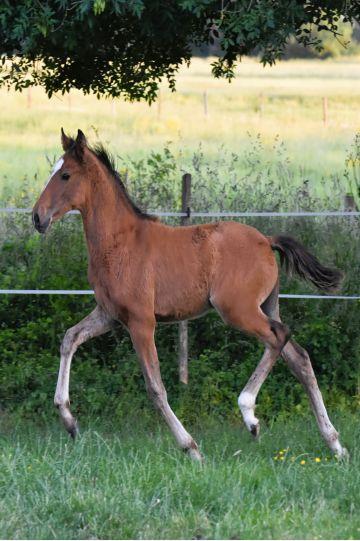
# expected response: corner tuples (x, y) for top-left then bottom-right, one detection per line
(300, 459), (306, 465)
(314, 457), (321, 463)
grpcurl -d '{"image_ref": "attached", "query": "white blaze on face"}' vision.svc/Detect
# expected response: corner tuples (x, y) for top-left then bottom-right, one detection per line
(41, 157), (64, 194)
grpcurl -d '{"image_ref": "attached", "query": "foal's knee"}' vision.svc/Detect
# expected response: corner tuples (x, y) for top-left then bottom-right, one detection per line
(60, 327), (80, 358)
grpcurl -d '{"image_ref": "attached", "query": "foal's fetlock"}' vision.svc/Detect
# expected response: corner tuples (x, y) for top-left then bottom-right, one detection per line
(238, 391), (260, 438)
(56, 403), (79, 439)
(184, 441), (204, 462)
(250, 422), (260, 439)
(328, 434), (349, 460)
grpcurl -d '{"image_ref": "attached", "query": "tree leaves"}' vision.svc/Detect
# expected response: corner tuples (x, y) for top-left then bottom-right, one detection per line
(0, 0), (358, 101)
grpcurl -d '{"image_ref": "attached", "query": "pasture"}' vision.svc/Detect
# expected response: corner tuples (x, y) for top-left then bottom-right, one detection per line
(1, 57), (360, 205)
(0, 415), (359, 540)
(0, 57), (359, 540)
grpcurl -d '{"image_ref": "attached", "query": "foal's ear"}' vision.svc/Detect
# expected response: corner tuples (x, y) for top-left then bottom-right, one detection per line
(61, 128), (73, 151)
(74, 129), (87, 161)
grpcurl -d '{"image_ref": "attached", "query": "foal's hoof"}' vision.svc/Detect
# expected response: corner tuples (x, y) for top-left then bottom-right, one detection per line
(186, 447), (204, 463)
(336, 446), (349, 461)
(250, 423), (260, 439)
(68, 421), (79, 440)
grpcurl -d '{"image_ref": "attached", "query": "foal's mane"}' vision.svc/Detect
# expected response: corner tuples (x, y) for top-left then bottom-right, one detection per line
(68, 137), (156, 221)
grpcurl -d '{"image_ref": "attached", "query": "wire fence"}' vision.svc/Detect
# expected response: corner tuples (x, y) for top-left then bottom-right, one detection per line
(1, 206), (359, 300)
(1, 208), (360, 218)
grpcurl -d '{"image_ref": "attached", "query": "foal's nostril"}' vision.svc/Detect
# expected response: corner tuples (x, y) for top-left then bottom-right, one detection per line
(33, 212), (40, 227)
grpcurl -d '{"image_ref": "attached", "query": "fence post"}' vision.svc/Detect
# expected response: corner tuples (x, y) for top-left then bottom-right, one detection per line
(27, 87), (32, 109)
(322, 97), (328, 126)
(343, 194), (357, 211)
(203, 90), (208, 117)
(178, 173), (191, 384)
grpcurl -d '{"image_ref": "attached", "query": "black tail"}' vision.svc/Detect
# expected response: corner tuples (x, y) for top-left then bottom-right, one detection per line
(271, 235), (343, 294)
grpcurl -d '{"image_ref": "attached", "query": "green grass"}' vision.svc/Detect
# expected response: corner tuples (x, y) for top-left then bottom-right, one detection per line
(0, 414), (358, 539)
(1, 57), (360, 204)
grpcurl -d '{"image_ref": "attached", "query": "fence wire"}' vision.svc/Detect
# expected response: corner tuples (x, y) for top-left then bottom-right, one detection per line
(1, 207), (359, 300)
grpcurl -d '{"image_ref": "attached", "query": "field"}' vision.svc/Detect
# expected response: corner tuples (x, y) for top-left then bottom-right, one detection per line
(0, 57), (359, 540)
(0, 414), (359, 540)
(1, 57), (360, 205)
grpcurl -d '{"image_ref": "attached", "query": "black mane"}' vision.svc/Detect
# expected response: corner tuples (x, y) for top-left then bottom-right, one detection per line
(92, 143), (157, 221)
(68, 137), (156, 221)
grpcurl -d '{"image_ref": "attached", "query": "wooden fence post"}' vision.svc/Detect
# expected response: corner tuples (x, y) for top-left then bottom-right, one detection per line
(203, 90), (208, 117)
(178, 173), (191, 384)
(27, 87), (32, 109)
(322, 97), (328, 126)
(343, 193), (357, 211)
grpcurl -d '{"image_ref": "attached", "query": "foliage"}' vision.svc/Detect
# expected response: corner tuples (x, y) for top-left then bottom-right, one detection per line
(344, 132), (360, 208)
(285, 20), (360, 58)
(0, 1), (359, 101)
(0, 140), (359, 419)
(0, 416), (359, 539)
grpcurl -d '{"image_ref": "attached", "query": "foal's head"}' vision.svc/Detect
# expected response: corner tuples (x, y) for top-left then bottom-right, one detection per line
(33, 129), (96, 233)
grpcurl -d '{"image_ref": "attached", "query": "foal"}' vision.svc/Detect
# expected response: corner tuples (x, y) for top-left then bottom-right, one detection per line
(32, 129), (347, 460)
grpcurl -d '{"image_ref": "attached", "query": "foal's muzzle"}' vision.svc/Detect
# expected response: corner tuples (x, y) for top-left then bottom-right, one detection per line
(32, 211), (50, 234)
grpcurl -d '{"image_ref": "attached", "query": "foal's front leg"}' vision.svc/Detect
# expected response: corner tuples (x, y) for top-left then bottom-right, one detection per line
(128, 318), (203, 461)
(54, 305), (114, 437)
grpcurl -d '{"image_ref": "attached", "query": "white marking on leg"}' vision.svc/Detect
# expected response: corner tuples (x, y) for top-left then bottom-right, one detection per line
(238, 391), (258, 430)
(238, 348), (276, 434)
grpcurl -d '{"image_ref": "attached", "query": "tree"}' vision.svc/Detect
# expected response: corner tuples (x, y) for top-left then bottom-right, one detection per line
(0, 1), (359, 102)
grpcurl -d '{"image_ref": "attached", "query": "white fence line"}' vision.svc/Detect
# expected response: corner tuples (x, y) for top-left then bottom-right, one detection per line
(0, 290), (359, 299)
(1, 208), (358, 299)
(0, 208), (360, 218)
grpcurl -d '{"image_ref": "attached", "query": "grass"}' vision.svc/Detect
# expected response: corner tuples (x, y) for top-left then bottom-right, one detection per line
(0, 413), (359, 539)
(1, 57), (360, 204)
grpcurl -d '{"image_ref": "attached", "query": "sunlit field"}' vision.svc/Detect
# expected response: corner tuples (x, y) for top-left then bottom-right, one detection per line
(1, 57), (360, 204)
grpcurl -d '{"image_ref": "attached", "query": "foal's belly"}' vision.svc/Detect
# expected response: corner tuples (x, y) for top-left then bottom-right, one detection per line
(155, 301), (212, 323)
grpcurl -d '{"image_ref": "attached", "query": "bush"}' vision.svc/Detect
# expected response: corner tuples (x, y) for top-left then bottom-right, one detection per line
(0, 137), (359, 421)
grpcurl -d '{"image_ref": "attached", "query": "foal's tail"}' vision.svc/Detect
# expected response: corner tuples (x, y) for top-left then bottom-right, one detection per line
(270, 235), (343, 294)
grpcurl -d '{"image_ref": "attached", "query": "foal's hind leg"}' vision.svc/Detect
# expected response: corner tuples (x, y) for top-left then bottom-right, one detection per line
(213, 296), (290, 438)
(262, 288), (347, 457)
(54, 305), (114, 437)
(282, 340), (348, 458)
(237, 318), (290, 438)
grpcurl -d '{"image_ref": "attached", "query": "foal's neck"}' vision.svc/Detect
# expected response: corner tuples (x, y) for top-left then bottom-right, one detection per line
(81, 169), (140, 252)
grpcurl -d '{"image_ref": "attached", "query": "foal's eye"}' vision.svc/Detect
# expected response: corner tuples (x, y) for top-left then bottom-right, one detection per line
(61, 172), (70, 181)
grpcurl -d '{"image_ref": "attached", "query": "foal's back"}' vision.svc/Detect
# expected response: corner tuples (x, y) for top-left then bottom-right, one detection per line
(148, 220), (278, 322)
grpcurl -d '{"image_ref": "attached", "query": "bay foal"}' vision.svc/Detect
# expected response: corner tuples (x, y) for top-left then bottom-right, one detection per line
(32, 129), (347, 460)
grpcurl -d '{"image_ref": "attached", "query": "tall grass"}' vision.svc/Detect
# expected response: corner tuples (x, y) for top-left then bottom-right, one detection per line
(0, 415), (358, 539)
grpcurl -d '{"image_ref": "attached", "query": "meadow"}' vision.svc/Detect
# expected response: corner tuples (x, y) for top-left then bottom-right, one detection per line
(0, 57), (360, 206)
(0, 57), (359, 540)
(0, 414), (359, 540)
